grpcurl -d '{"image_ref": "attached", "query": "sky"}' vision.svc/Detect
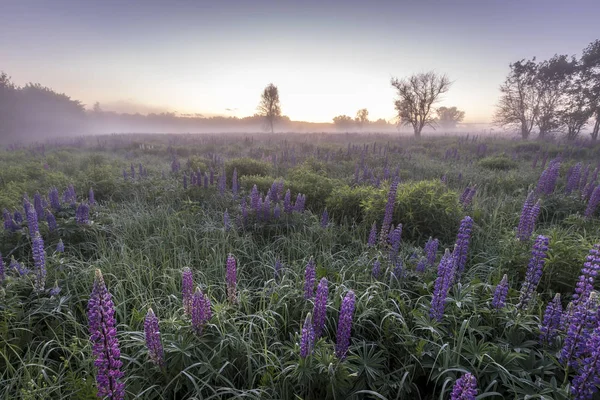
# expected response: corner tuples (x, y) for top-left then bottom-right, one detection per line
(1, 0), (599, 124)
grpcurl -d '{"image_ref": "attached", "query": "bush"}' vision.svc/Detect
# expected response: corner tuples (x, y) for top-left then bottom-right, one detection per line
(187, 156), (211, 172)
(478, 156), (517, 171)
(225, 158), (271, 178)
(325, 185), (378, 222)
(287, 166), (343, 210)
(363, 180), (462, 242)
(239, 175), (280, 194)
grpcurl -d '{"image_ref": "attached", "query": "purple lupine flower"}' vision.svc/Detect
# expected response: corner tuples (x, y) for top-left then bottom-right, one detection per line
(223, 210), (230, 231)
(335, 290), (356, 360)
(573, 244), (600, 307)
(232, 168), (238, 196)
(372, 259), (381, 278)
(463, 186), (476, 207)
(562, 292), (599, 367)
(367, 222), (377, 247)
(191, 287), (212, 335)
(46, 210), (57, 232)
(49, 281), (61, 296)
(566, 163), (582, 194)
(34, 193), (45, 220)
(3, 208), (17, 232)
(144, 308), (165, 366)
(392, 259), (404, 279)
(580, 164), (591, 191)
(540, 293), (562, 345)
(284, 189), (292, 214)
(388, 224), (402, 263)
(89, 188), (96, 205)
(203, 173), (209, 188)
(256, 197), (263, 222)
(536, 159), (561, 195)
(585, 185), (600, 219)
(26, 203), (39, 235)
(49, 187), (61, 211)
(226, 254), (237, 304)
(273, 204), (281, 219)
(313, 278), (328, 338)
(10, 257), (28, 276)
(453, 216), (473, 279)
(263, 196), (271, 221)
(424, 237), (439, 266)
(87, 269), (125, 400)
(32, 232), (46, 292)
(379, 178), (399, 244)
(416, 257), (427, 273)
(250, 185), (260, 211)
(0, 253), (4, 284)
(321, 210), (329, 228)
(459, 187), (471, 205)
(517, 235), (549, 309)
(218, 169), (226, 195)
(299, 313), (315, 358)
(13, 210), (23, 224)
(182, 267), (194, 315)
(76, 203), (90, 225)
(450, 373), (478, 400)
(274, 259), (282, 280)
(304, 258), (316, 299)
(294, 193), (305, 213)
(430, 249), (454, 321)
(56, 239), (65, 253)
(492, 274), (509, 310)
(571, 322), (600, 400)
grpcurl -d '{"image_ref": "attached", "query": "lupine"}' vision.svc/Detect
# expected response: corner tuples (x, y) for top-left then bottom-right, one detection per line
(46, 210), (57, 232)
(144, 308), (164, 366)
(182, 267), (194, 315)
(367, 222), (377, 247)
(26, 203), (39, 235)
(571, 322), (600, 400)
(232, 168), (238, 196)
(89, 187), (96, 205)
(283, 189), (292, 213)
(463, 186), (476, 207)
(562, 292), (599, 367)
(218, 169), (226, 195)
(13, 210), (23, 224)
(34, 193), (45, 219)
(299, 313), (316, 358)
(304, 258), (316, 299)
(517, 235), (549, 310)
(379, 178), (399, 244)
(49, 281), (61, 296)
(335, 290), (356, 360)
(320, 210), (328, 228)
(274, 259), (282, 280)
(392, 259), (404, 279)
(313, 278), (328, 338)
(3, 208), (17, 232)
(87, 269), (125, 400)
(250, 185), (260, 210)
(372, 259), (381, 278)
(10, 257), (28, 276)
(262, 196), (271, 220)
(49, 187), (61, 211)
(76, 203), (90, 224)
(566, 163), (582, 194)
(56, 239), (65, 253)
(191, 287), (212, 335)
(226, 254), (237, 304)
(294, 193), (306, 213)
(450, 373), (478, 400)
(424, 237), (439, 266)
(416, 257), (427, 273)
(32, 232), (46, 292)
(273, 204), (281, 219)
(573, 244), (600, 306)
(584, 185), (600, 219)
(453, 216), (473, 279)
(492, 274), (509, 310)
(388, 224), (402, 263)
(540, 293), (562, 345)
(223, 210), (230, 231)
(430, 249), (454, 321)
(536, 159), (561, 195)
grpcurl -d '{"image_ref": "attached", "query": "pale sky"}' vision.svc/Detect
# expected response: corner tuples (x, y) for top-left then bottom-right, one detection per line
(1, 0), (598, 123)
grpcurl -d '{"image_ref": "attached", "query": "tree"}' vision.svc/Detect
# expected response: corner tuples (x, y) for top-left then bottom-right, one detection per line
(257, 83), (281, 133)
(494, 59), (541, 139)
(581, 40), (600, 140)
(0, 72), (17, 138)
(355, 108), (369, 129)
(93, 102), (103, 113)
(560, 67), (593, 141)
(391, 71), (452, 137)
(435, 106), (465, 130)
(535, 55), (576, 138)
(333, 115), (355, 130)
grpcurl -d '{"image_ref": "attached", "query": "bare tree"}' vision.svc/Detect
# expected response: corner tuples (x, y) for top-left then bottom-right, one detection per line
(355, 108), (369, 129)
(494, 59), (541, 140)
(257, 83), (281, 133)
(391, 71), (452, 137)
(581, 40), (600, 140)
(536, 55), (576, 138)
(436, 106), (465, 130)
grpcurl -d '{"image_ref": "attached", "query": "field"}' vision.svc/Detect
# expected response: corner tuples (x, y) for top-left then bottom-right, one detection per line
(2, 132), (600, 399)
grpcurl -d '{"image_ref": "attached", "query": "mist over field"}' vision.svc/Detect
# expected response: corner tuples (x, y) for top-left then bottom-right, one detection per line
(4, 1), (600, 400)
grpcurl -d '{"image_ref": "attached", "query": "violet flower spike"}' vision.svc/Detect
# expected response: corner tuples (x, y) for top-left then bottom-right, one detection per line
(335, 290), (356, 360)
(450, 373), (478, 400)
(313, 278), (328, 338)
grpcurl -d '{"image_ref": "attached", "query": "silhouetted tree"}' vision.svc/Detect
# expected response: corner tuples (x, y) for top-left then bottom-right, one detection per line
(333, 115), (355, 130)
(581, 40), (600, 140)
(561, 66), (593, 141)
(0, 72), (17, 139)
(436, 106), (465, 130)
(391, 71), (452, 137)
(355, 108), (369, 129)
(93, 102), (103, 113)
(257, 83), (281, 133)
(494, 59), (541, 139)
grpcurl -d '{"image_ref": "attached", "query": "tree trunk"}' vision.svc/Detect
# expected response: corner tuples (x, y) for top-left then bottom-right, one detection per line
(592, 116), (600, 141)
(413, 126), (421, 137)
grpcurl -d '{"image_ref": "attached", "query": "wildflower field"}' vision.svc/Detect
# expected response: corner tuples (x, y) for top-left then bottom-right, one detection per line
(3, 132), (600, 399)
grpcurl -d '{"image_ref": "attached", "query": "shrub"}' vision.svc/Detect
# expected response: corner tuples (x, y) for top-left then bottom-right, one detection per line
(187, 156), (211, 172)
(325, 185), (378, 222)
(363, 180), (462, 242)
(225, 158), (271, 178)
(239, 175), (280, 194)
(478, 156), (517, 171)
(287, 166), (343, 210)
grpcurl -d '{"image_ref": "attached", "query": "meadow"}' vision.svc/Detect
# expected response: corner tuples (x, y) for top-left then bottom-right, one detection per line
(2, 132), (600, 399)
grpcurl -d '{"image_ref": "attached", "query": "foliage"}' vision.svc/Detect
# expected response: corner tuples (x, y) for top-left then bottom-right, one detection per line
(478, 155), (518, 171)
(225, 157), (271, 178)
